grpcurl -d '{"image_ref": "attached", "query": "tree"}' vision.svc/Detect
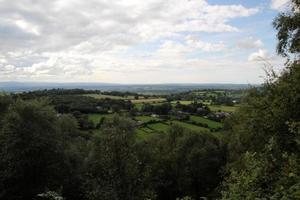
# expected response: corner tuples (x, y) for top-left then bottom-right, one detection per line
(84, 116), (153, 200)
(0, 99), (66, 200)
(57, 114), (89, 200)
(273, 0), (300, 58)
(221, 1), (300, 198)
(152, 126), (225, 200)
(0, 94), (13, 128)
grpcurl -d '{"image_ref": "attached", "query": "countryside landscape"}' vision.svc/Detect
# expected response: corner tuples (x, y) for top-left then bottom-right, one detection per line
(16, 87), (243, 139)
(0, 0), (300, 200)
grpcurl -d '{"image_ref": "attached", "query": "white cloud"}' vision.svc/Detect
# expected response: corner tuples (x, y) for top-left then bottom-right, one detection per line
(236, 37), (263, 49)
(271, 0), (290, 10)
(15, 19), (40, 36)
(186, 35), (226, 52)
(248, 49), (270, 61)
(0, 0), (261, 82)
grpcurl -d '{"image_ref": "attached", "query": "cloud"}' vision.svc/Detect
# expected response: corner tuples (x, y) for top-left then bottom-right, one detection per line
(15, 19), (40, 36)
(0, 0), (260, 82)
(248, 49), (270, 61)
(185, 35), (226, 52)
(155, 36), (226, 59)
(236, 37), (263, 49)
(271, 0), (289, 10)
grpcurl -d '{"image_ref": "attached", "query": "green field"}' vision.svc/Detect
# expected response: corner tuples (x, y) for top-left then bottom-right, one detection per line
(135, 115), (162, 123)
(148, 123), (170, 133)
(171, 100), (193, 105)
(135, 123), (168, 140)
(88, 114), (114, 124)
(208, 105), (238, 112)
(189, 115), (223, 129)
(135, 128), (154, 140)
(85, 94), (130, 100)
(134, 103), (144, 110)
(131, 98), (166, 104)
(170, 121), (209, 132)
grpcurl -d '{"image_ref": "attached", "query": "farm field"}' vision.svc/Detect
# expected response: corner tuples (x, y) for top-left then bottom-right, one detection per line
(170, 120), (209, 132)
(135, 115), (162, 123)
(135, 127), (167, 139)
(147, 122), (170, 133)
(189, 115), (223, 129)
(88, 113), (114, 124)
(134, 103), (143, 110)
(208, 105), (239, 112)
(171, 100), (193, 105)
(131, 98), (166, 104)
(85, 94), (130, 100)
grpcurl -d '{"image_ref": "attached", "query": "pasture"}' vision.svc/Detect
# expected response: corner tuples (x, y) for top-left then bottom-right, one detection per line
(170, 121), (209, 132)
(208, 105), (239, 112)
(88, 113), (114, 124)
(189, 115), (223, 129)
(135, 115), (162, 123)
(131, 98), (166, 104)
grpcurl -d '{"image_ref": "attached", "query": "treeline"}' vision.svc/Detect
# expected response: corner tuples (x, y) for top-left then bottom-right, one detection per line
(137, 102), (210, 117)
(14, 89), (100, 99)
(15, 88), (144, 100)
(165, 90), (243, 106)
(51, 95), (132, 114)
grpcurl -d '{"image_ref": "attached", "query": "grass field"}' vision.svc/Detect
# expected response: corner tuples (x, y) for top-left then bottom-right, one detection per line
(135, 116), (162, 123)
(131, 98), (166, 104)
(134, 103), (143, 110)
(170, 121), (209, 132)
(88, 113), (114, 124)
(171, 100), (193, 105)
(189, 115), (223, 129)
(208, 105), (239, 112)
(148, 123), (170, 133)
(85, 94), (130, 100)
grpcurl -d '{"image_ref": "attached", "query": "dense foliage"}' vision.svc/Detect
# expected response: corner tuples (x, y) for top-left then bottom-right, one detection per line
(220, 1), (300, 199)
(273, 0), (300, 58)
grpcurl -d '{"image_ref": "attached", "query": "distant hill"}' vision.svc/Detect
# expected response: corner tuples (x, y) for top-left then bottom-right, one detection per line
(0, 82), (259, 93)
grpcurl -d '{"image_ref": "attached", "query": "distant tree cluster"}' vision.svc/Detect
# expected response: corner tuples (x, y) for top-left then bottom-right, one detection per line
(50, 95), (132, 114)
(141, 103), (173, 115)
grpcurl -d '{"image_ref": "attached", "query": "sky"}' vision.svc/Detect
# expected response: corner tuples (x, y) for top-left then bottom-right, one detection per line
(0, 0), (291, 84)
